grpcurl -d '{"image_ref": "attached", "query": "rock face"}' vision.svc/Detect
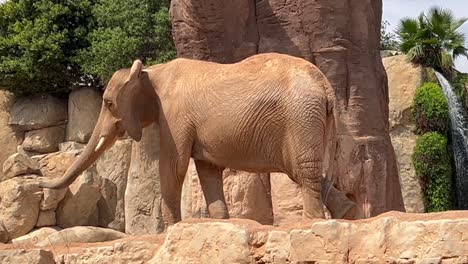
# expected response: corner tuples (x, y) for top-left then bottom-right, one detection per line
(36, 210), (56, 227)
(9, 95), (67, 130)
(22, 125), (66, 153)
(0, 176), (42, 239)
(0, 91), (22, 180)
(384, 55), (425, 213)
(153, 221), (251, 263)
(1, 153), (40, 182)
(270, 173), (303, 224)
(37, 151), (80, 210)
(125, 124), (164, 234)
(170, 0), (405, 219)
(56, 167), (101, 228)
(11, 227), (62, 246)
(34, 226), (126, 247)
(96, 139), (132, 232)
(0, 249), (54, 264)
(66, 88), (102, 143)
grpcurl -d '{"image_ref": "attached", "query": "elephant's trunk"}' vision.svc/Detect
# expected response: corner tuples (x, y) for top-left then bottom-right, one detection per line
(39, 118), (116, 189)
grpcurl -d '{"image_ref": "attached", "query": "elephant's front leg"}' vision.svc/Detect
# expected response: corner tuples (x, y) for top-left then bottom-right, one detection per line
(195, 160), (229, 219)
(160, 153), (190, 228)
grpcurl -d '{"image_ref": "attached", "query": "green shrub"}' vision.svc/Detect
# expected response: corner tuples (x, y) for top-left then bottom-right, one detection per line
(77, 0), (176, 84)
(413, 132), (453, 212)
(0, 0), (95, 97)
(412, 82), (449, 134)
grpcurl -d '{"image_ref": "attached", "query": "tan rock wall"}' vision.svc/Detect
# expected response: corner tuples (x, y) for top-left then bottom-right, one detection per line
(384, 55), (425, 213)
(0, 91), (22, 179)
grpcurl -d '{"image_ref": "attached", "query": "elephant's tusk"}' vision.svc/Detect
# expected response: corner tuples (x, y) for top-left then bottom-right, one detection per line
(95, 137), (106, 152)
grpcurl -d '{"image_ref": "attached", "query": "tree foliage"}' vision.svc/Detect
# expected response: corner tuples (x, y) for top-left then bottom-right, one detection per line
(0, 0), (95, 97)
(412, 82), (449, 134)
(413, 132), (453, 212)
(396, 7), (468, 75)
(0, 0), (176, 96)
(78, 0), (176, 84)
(380, 20), (398, 50)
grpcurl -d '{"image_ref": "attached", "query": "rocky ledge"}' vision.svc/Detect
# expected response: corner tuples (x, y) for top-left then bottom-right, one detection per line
(0, 211), (467, 264)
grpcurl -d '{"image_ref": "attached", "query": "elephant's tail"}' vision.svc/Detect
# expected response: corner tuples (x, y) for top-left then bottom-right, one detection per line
(323, 93), (338, 183)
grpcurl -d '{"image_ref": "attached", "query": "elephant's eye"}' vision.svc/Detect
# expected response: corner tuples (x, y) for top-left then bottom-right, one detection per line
(104, 100), (113, 109)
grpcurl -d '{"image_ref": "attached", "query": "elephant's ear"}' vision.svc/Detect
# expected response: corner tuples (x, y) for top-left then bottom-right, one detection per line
(121, 60), (144, 141)
(128, 59), (143, 80)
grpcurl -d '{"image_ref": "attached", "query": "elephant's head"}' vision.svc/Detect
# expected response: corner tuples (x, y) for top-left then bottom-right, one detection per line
(39, 60), (158, 189)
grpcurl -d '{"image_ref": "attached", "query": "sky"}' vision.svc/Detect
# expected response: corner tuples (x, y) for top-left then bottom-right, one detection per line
(383, 0), (468, 73)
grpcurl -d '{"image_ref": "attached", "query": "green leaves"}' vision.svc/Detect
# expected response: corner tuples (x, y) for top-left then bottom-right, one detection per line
(413, 132), (453, 212)
(396, 6), (467, 75)
(0, 0), (176, 96)
(0, 0), (95, 97)
(77, 0), (176, 84)
(412, 82), (449, 134)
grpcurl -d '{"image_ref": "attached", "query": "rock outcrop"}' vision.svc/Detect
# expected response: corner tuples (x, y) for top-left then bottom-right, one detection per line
(125, 124), (164, 234)
(1, 153), (40, 182)
(1, 211), (466, 263)
(96, 139), (132, 232)
(0, 91), (22, 180)
(9, 96), (67, 131)
(384, 55), (425, 213)
(22, 125), (65, 153)
(55, 167), (101, 228)
(0, 176), (42, 239)
(66, 88), (101, 143)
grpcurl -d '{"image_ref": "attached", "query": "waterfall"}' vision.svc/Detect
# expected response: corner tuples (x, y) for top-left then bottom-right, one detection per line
(435, 72), (468, 209)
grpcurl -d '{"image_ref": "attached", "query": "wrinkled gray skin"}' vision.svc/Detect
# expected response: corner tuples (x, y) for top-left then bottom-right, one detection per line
(40, 53), (357, 227)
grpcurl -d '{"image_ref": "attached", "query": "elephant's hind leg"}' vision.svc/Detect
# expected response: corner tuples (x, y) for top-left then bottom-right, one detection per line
(195, 160), (229, 219)
(295, 158), (325, 219)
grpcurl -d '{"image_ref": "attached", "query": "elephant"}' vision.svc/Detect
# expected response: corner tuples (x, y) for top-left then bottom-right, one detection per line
(39, 52), (357, 227)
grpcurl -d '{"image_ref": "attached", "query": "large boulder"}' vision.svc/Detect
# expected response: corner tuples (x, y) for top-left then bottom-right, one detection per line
(96, 139), (132, 232)
(152, 221), (251, 263)
(0, 249), (54, 264)
(1, 153), (40, 182)
(13, 226), (125, 247)
(125, 123), (164, 234)
(22, 125), (66, 153)
(9, 95), (67, 130)
(55, 166), (101, 228)
(36, 210), (56, 227)
(54, 236), (161, 263)
(11, 226), (62, 247)
(0, 91), (23, 181)
(384, 55), (425, 213)
(36, 151), (80, 210)
(170, 0), (405, 218)
(66, 88), (102, 143)
(0, 176), (42, 239)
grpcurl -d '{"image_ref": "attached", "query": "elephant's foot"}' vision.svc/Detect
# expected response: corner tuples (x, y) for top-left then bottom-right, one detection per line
(322, 182), (360, 219)
(207, 200), (230, 219)
(162, 200), (182, 230)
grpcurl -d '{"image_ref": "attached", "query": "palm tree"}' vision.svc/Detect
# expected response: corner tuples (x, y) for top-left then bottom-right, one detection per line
(397, 7), (468, 76)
